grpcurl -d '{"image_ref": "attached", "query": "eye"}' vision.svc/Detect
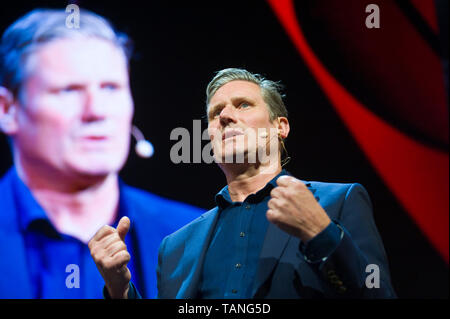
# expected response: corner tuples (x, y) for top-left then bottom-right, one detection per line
(210, 111), (220, 119)
(239, 102), (250, 109)
(101, 82), (120, 90)
(209, 106), (223, 119)
(60, 85), (83, 93)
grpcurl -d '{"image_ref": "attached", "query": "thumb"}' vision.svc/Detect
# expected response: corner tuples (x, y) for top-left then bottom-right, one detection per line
(116, 216), (130, 242)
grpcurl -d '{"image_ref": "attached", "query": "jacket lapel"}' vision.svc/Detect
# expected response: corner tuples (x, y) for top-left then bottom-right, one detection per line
(251, 182), (317, 297)
(251, 222), (291, 297)
(176, 207), (220, 298)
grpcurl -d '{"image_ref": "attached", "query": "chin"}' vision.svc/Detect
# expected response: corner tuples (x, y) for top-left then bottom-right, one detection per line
(66, 154), (126, 178)
(213, 150), (248, 164)
(70, 165), (118, 179)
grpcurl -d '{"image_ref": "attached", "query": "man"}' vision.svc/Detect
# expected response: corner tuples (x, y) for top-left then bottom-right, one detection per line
(90, 68), (396, 298)
(0, 9), (202, 298)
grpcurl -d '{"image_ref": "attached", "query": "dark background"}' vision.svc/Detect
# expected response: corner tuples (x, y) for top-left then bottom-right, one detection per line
(0, 0), (448, 298)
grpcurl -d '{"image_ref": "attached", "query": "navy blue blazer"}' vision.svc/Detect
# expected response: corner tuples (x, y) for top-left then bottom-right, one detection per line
(0, 167), (203, 299)
(156, 181), (396, 298)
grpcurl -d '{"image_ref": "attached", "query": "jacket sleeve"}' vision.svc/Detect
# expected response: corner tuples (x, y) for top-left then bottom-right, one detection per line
(156, 235), (168, 299)
(312, 183), (397, 298)
(102, 282), (142, 299)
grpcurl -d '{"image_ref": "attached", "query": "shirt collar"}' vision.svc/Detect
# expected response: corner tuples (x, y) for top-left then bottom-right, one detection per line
(11, 167), (129, 237)
(215, 169), (290, 209)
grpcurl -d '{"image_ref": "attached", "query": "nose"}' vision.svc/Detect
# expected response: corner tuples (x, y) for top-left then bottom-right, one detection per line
(219, 104), (237, 127)
(81, 87), (107, 123)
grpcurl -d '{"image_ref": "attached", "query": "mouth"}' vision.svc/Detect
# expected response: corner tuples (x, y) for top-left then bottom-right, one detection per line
(81, 135), (108, 141)
(222, 129), (244, 141)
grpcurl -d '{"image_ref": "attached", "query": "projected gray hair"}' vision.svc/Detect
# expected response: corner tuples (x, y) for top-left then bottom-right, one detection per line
(0, 8), (133, 98)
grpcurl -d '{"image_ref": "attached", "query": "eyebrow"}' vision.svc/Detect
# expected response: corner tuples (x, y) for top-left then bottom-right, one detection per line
(230, 96), (256, 104)
(209, 96), (256, 113)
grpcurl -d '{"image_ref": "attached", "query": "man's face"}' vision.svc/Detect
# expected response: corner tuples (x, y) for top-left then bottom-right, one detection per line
(13, 37), (134, 179)
(207, 80), (280, 165)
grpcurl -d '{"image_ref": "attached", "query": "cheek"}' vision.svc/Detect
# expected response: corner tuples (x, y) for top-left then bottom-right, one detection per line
(111, 93), (134, 123)
(252, 114), (272, 128)
(208, 125), (221, 142)
(240, 108), (271, 129)
(20, 99), (75, 137)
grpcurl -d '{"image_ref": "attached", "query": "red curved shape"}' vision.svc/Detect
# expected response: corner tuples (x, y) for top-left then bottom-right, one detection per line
(411, 0), (439, 32)
(268, 0), (448, 262)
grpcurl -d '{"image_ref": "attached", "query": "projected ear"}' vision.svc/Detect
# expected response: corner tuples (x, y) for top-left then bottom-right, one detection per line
(0, 87), (19, 135)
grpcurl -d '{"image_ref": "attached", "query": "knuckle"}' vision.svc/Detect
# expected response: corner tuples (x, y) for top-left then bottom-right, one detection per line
(97, 257), (106, 268)
(279, 188), (288, 198)
(103, 259), (114, 270)
(286, 188), (297, 198)
(266, 210), (279, 223)
(112, 232), (121, 241)
(101, 225), (114, 234)
(270, 188), (277, 197)
(296, 181), (306, 190)
(118, 242), (127, 252)
(116, 240), (126, 249)
(91, 248), (101, 260)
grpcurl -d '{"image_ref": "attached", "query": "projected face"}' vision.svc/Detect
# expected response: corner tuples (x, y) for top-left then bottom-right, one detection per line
(207, 80), (283, 167)
(13, 37), (133, 179)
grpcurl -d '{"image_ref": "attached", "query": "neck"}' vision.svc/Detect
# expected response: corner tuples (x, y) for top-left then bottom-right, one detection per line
(220, 160), (282, 202)
(15, 158), (120, 244)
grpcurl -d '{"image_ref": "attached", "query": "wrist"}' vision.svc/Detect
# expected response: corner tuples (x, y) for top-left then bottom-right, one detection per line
(300, 219), (331, 242)
(107, 283), (129, 299)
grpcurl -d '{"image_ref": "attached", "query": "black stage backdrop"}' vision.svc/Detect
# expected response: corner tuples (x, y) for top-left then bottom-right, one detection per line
(0, 0), (448, 298)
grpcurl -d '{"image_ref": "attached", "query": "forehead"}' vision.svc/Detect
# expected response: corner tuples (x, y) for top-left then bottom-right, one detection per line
(209, 80), (263, 105)
(25, 37), (128, 84)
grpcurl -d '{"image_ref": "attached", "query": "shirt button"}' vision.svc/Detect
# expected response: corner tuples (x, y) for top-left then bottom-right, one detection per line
(240, 232), (245, 237)
(245, 205), (251, 209)
(232, 289), (238, 294)
(235, 263), (242, 269)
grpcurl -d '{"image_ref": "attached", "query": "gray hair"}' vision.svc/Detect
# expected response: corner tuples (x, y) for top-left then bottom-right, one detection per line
(205, 68), (288, 121)
(0, 8), (133, 98)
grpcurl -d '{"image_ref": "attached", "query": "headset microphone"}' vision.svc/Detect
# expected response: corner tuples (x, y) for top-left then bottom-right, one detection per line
(259, 129), (280, 139)
(131, 125), (154, 158)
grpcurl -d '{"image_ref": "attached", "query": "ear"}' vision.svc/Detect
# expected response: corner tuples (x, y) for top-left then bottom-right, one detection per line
(0, 86), (19, 135)
(276, 117), (290, 139)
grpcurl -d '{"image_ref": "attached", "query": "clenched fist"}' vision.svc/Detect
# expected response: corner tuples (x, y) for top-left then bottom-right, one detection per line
(266, 176), (331, 242)
(88, 216), (132, 299)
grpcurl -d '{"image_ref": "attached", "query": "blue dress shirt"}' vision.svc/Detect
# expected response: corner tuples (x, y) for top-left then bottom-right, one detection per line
(11, 169), (141, 299)
(198, 170), (343, 298)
